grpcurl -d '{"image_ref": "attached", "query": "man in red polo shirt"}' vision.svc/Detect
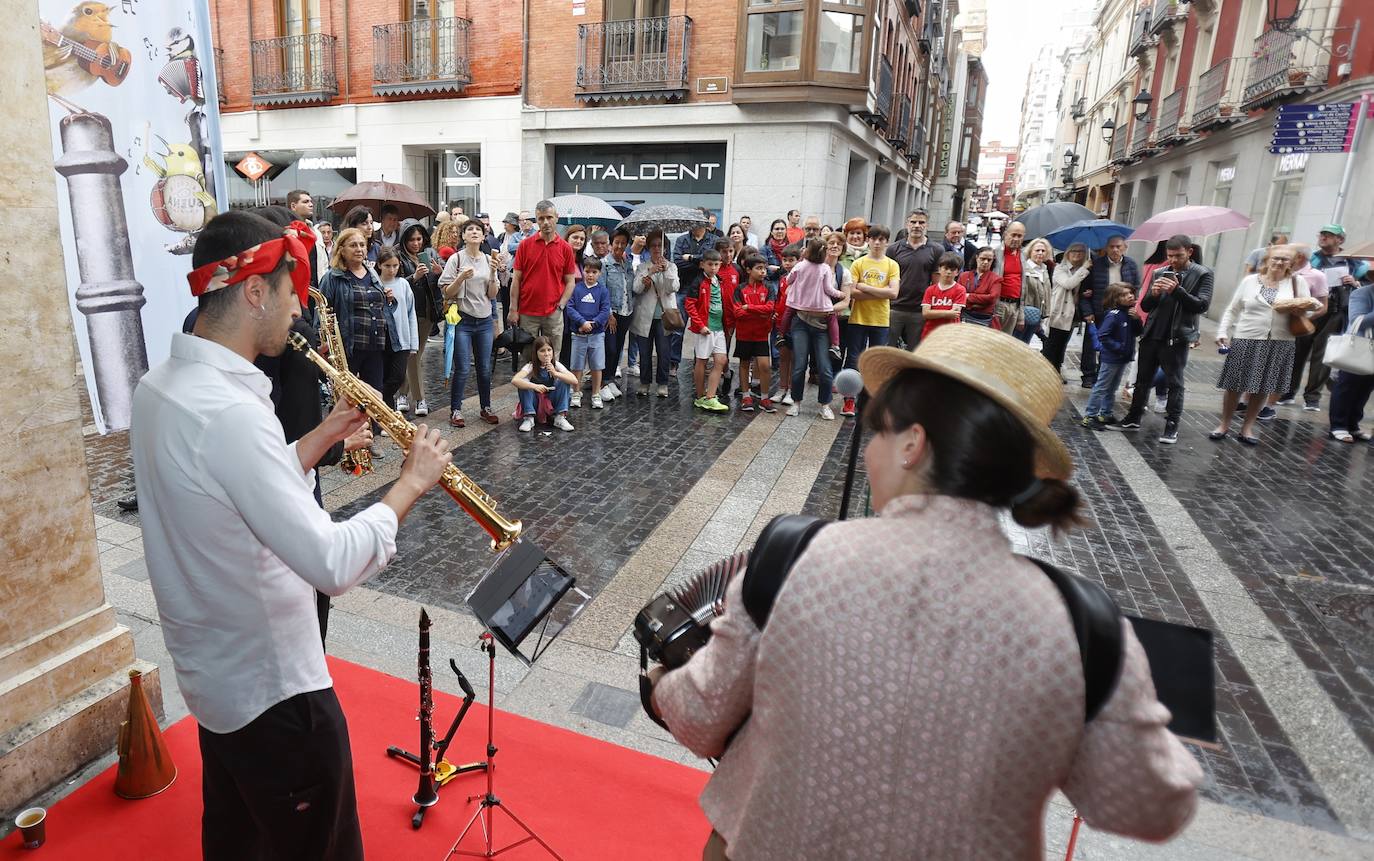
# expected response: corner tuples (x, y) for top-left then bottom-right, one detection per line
(993, 221), (1026, 333)
(508, 200), (578, 361)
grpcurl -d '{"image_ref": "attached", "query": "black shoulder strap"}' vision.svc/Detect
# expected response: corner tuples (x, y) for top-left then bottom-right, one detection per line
(742, 514), (830, 629)
(1025, 557), (1125, 722)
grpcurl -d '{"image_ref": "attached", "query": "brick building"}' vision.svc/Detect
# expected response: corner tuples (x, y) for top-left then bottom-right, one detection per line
(519, 0), (973, 229)
(211, 0), (524, 219)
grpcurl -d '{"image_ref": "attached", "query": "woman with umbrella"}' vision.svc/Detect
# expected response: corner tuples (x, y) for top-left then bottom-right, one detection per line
(1211, 247), (1319, 444)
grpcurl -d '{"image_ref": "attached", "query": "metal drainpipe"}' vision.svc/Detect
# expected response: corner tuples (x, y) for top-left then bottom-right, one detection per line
(521, 0), (529, 107)
(340, 0), (350, 100)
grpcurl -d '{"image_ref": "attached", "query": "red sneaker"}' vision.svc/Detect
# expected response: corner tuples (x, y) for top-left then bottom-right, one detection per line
(740, 394), (755, 412)
(841, 397), (856, 417)
(761, 398), (776, 413)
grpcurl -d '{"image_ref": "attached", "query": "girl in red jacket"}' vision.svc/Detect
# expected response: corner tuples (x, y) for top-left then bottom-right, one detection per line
(733, 255), (777, 412)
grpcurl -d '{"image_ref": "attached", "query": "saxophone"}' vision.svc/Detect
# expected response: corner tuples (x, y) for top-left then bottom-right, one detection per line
(308, 287), (371, 475)
(287, 331), (523, 551)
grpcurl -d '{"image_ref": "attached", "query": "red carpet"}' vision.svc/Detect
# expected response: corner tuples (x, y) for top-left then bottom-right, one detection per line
(4, 657), (710, 859)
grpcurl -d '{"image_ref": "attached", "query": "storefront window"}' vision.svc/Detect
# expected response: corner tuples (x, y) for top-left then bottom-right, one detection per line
(746, 11), (803, 72)
(818, 12), (862, 74)
(224, 148), (357, 218)
(1205, 162), (1235, 268)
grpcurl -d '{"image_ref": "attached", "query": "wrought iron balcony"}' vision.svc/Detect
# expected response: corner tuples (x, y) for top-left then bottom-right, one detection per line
(576, 15), (691, 105)
(251, 33), (338, 106)
(1241, 27), (1328, 110)
(1191, 58), (1244, 129)
(876, 56), (894, 125)
(1154, 87), (1190, 143)
(887, 99), (911, 151)
(1130, 116), (1157, 156)
(1109, 122), (1132, 164)
(373, 17), (472, 96)
(1128, 9), (1155, 58)
(1149, 0), (1186, 34)
(912, 118), (927, 164)
(215, 48), (226, 105)
(1070, 96), (1086, 119)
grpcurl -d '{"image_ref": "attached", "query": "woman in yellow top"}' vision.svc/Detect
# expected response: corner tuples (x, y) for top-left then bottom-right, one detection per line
(846, 224), (902, 373)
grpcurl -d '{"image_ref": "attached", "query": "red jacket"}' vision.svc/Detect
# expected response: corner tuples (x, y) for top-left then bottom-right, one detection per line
(774, 275), (791, 332)
(733, 279), (775, 341)
(957, 270), (1002, 314)
(684, 273), (736, 335)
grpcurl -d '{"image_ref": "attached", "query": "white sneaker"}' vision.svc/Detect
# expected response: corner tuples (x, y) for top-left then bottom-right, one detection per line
(414, 400), (429, 417)
(781, 392), (795, 406)
(628, 363), (640, 376)
(592, 395), (604, 409)
(768, 390), (781, 402)
(1154, 397), (1167, 413)
(570, 392), (582, 408)
(554, 414), (575, 432)
(786, 403), (800, 417)
(607, 382), (622, 398)
(396, 395), (410, 413)
(600, 385), (617, 402)
(518, 417), (534, 433)
(819, 405), (836, 421)
(657, 384), (669, 398)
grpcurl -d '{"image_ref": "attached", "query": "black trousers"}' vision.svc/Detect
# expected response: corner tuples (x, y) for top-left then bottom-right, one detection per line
(1329, 370), (1374, 432)
(1080, 325), (1099, 385)
(1125, 339), (1189, 423)
(380, 348), (410, 410)
(605, 313), (634, 380)
(199, 688), (362, 861)
(1042, 327), (1073, 373)
(1298, 312), (1342, 403)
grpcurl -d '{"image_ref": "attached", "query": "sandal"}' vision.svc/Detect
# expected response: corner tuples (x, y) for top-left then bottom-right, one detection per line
(1330, 430), (1355, 443)
(1237, 434), (1260, 446)
(1208, 430), (1229, 441)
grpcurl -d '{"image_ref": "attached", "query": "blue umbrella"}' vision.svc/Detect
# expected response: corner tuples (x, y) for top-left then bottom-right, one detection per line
(1045, 219), (1134, 250)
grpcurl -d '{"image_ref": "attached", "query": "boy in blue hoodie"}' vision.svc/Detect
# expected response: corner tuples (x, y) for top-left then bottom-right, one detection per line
(1082, 283), (1143, 429)
(567, 256), (611, 408)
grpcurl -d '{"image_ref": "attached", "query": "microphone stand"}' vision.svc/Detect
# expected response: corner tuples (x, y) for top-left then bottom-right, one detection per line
(837, 388), (866, 521)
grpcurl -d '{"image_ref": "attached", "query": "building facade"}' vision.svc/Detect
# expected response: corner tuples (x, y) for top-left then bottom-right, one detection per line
(520, 0), (965, 231)
(930, 0), (989, 227)
(1063, 0), (1373, 282)
(211, 0), (524, 220)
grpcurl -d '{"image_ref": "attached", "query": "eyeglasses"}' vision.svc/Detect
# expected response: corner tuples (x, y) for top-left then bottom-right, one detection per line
(1269, 256), (1292, 262)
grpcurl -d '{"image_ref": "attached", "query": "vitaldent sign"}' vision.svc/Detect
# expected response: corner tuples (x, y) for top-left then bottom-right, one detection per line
(554, 143), (727, 195)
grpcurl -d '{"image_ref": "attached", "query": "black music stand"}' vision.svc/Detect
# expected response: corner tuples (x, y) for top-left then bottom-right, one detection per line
(446, 540), (589, 859)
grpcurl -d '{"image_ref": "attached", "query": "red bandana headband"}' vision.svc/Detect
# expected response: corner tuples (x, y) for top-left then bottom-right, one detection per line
(187, 220), (317, 309)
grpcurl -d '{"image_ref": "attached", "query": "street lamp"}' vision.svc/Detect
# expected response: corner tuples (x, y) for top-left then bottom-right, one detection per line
(1101, 117), (1116, 145)
(1132, 89), (1154, 122)
(1062, 147), (1077, 169)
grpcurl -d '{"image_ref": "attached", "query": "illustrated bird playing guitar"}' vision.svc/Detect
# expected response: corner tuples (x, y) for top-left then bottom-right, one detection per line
(41, 2), (132, 97)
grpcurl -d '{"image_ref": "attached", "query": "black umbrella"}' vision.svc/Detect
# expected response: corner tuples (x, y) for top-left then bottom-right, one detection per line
(617, 204), (708, 235)
(1015, 202), (1096, 242)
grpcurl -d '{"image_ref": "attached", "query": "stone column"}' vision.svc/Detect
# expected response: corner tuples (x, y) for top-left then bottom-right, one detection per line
(0, 4), (161, 817)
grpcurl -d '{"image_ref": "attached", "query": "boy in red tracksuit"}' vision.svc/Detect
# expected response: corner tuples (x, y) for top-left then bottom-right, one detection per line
(733, 255), (777, 412)
(684, 250), (735, 412)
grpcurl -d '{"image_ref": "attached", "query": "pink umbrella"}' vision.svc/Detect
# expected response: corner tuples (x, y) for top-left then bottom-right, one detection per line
(1128, 205), (1252, 242)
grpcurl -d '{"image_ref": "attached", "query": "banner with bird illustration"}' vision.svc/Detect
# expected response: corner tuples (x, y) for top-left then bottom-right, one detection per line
(40, 0), (226, 433)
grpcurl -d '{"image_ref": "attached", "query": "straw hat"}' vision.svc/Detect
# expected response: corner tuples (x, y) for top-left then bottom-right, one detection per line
(857, 325), (1073, 480)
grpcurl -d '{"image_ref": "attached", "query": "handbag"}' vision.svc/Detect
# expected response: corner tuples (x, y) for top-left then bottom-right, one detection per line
(1323, 317), (1374, 375)
(660, 292), (685, 332)
(1288, 314), (1316, 338)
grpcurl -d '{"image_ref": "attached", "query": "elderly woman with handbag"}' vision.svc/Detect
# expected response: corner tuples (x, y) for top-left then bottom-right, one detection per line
(649, 325), (1201, 860)
(1327, 283), (1374, 442)
(1211, 247), (1320, 444)
(632, 230), (681, 398)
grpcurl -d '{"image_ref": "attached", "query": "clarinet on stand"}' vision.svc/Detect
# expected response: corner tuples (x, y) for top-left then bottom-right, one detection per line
(413, 610), (440, 821)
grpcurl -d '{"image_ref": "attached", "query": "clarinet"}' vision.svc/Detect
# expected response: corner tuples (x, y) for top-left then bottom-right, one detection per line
(413, 608), (439, 811)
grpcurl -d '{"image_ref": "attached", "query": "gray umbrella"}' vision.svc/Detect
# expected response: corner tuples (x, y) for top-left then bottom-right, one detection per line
(617, 204), (708, 235)
(1014, 202), (1096, 242)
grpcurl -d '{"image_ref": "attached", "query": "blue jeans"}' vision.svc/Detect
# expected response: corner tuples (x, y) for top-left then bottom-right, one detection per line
(451, 315), (494, 411)
(790, 318), (834, 405)
(843, 323), (888, 370)
(519, 380), (571, 416)
(1085, 362), (1127, 417)
(668, 328), (683, 368)
(638, 319), (670, 385)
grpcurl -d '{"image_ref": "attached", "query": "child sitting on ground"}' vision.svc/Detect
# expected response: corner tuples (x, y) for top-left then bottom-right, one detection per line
(566, 257), (611, 409)
(684, 249), (734, 412)
(513, 336), (579, 432)
(1082, 282), (1143, 429)
(733, 255), (777, 413)
(776, 240), (845, 362)
(920, 253), (967, 339)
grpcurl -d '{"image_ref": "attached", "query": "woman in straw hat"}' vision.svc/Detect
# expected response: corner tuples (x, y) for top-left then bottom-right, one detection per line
(652, 325), (1201, 861)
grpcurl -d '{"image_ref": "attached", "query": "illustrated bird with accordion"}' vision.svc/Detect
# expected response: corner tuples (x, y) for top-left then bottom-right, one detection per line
(41, 1), (132, 98)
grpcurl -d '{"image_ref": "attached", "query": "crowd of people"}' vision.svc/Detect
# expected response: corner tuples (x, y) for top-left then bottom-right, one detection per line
(288, 189), (1372, 450)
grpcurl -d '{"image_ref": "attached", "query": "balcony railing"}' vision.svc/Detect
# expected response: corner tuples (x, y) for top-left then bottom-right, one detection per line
(1241, 27), (1329, 109)
(215, 48), (226, 105)
(1070, 96), (1086, 119)
(888, 99), (911, 150)
(1128, 9), (1155, 57)
(251, 33), (337, 105)
(1130, 116), (1156, 155)
(576, 15), (691, 104)
(1150, 0), (1186, 34)
(1109, 122), (1130, 163)
(1191, 58), (1245, 128)
(373, 17), (471, 96)
(876, 56), (894, 125)
(912, 118), (927, 162)
(1155, 87), (1188, 142)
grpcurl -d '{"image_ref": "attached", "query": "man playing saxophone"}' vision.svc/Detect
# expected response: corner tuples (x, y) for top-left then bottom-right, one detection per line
(131, 211), (453, 861)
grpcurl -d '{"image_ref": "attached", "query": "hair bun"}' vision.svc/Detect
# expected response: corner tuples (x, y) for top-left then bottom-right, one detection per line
(1010, 478), (1083, 533)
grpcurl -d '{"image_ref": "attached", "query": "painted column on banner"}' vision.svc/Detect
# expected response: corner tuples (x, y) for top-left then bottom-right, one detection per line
(40, 0), (227, 432)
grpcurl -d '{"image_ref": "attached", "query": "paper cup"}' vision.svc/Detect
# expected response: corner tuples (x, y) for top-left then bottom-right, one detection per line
(16, 807), (46, 849)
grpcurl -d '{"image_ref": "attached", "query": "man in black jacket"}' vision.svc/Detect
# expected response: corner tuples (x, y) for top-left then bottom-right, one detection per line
(1111, 234), (1213, 445)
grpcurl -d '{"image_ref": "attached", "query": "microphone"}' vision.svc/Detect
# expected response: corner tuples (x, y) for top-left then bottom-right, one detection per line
(834, 368), (866, 521)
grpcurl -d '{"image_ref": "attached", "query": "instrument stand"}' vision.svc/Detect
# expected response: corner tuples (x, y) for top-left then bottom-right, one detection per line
(385, 658), (487, 829)
(447, 633), (564, 859)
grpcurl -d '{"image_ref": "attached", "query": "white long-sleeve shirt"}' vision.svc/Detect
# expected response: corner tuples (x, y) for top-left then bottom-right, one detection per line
(131, 333), (399, 733)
